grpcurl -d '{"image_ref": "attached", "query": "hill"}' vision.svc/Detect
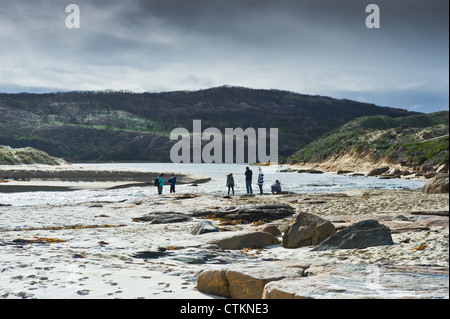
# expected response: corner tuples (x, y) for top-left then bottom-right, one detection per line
(0, 145), (68, 166)
(0, 86), (417, 163)
(289, 111), (449, 170)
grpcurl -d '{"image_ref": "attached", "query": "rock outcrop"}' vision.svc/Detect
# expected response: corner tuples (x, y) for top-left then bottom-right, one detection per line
(422, 173), (449, 194)
(132, 213), (191, 224)
(192, 205), (295, 223)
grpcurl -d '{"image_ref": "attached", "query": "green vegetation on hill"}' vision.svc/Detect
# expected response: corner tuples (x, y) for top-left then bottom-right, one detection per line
(0, 145), (67, 165)
(290, 111), (449, 168)
(0, 87), (416, 163)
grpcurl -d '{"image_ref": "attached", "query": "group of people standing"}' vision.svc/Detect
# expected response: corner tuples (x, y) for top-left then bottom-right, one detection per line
(226, 167), (282, 196)
(155, 173), (177, 195)
(156, 167), (282, 196)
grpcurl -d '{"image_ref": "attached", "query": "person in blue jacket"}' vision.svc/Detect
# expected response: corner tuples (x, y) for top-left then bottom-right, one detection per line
(168, 173), (177, 193)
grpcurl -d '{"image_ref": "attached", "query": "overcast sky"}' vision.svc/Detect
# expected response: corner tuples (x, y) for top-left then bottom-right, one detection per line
(0, 0), (448, 113)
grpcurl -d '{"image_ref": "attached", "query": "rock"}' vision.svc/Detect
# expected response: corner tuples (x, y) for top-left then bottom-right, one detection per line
(380, 168), (402, 178)
(312, 220), (394, 251)
(297, 199), (327, 204)
(418, 164), (433, 172)
(337, 170), (353, 175)
(192, 205), (295, 223)
(131, 251), (172, 259)
(379, 175), (401, 180)
(423, 172), (438, 179)
(263, 263), (449, 299)
(415, 170), (425, 177)
(191, 220), (220, 235)
(366, 167), (389, 176)
(298, 169), (323, 174)
(282, 212), (336, 248)
(210, 231), (280, 250)
(259, 225), (281, 236)
(225, 266), (304, 299)
(196, 269), (231, 297)
(437, 164), (449, 173)
(280, 168), (298, 172)
(422, 173), (449, 194)
(197, 266), (307, 299)
(263, 278), (313, 299)
(417, 217), (449, 227)
(132, 212), (191, 224)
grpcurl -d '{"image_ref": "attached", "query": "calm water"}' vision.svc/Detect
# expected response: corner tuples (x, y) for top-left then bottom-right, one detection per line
(0, 163), (425, 206)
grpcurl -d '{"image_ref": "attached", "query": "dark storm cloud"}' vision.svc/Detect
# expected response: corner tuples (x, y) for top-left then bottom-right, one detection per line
(0, 0), (448, 112)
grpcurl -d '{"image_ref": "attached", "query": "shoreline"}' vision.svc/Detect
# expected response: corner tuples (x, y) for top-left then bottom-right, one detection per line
(282, 162), (429, 182)
(0, 164), (211, 193)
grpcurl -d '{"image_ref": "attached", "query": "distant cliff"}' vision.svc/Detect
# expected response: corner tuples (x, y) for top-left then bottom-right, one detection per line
(0, 86), (417, 163)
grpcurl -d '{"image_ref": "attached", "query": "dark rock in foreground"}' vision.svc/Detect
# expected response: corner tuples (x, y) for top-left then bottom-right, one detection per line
(312, 220), (394, 251)
(210, 231), (280, 250)
(193, 204), (295, 223)
(132, 213), (191, 224)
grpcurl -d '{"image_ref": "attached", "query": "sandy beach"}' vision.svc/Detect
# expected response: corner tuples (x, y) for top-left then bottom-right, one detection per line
(0, 164), (211, 193)
(0, 167), (448, 299)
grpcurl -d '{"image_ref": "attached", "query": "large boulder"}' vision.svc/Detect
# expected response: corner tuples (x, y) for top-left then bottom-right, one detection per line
(210, 231), (280, 250)
(197, 266), (308, 299)
(196, 269), (231, 297)
(422, 173), (449, 194)
(282, 212), (336, 248)
(312, 220), (393, 251)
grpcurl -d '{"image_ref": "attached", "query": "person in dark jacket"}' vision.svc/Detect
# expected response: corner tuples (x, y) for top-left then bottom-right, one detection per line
(226, 173), (235, 196)
(245, 167), (253, 194)
(271, 180), (282, 194)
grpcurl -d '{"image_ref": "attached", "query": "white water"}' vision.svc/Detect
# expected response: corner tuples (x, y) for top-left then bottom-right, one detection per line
(0, 163), (425, 206)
